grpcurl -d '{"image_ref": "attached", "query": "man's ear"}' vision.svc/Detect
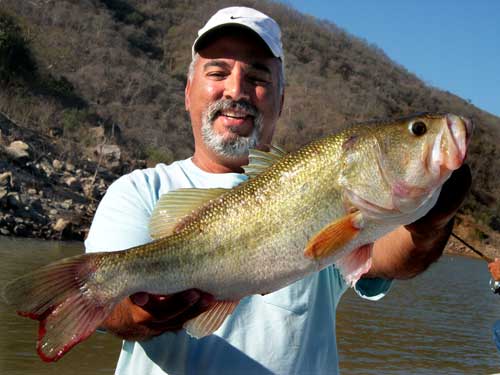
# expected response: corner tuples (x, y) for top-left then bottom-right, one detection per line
(278, 89), (285, 117)
(185, 79), (191, 111)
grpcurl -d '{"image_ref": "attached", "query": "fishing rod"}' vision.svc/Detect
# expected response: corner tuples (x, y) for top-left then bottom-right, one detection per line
(451, 232), (493, 263)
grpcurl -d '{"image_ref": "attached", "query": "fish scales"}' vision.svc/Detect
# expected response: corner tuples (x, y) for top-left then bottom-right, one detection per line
(102, 136), (347, 300)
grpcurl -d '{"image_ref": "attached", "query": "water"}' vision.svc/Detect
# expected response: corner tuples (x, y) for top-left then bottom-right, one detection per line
(337, 254), (500, 374)
(0, 237), (499, 374)
(0, 237), (120, 375)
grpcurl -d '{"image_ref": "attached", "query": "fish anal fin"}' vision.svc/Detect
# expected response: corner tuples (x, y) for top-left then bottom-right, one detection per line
(304, 211), (364, 259)
(149, 188), (230, 239)
(184, 300), (239, 338)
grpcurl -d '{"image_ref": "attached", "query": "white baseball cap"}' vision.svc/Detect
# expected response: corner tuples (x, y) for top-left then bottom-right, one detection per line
(192, 6), (283, 61)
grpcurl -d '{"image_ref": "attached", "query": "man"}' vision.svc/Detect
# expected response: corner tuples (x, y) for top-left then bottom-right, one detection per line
(487, 259), (500, 351)
(85, 6), (471, 374)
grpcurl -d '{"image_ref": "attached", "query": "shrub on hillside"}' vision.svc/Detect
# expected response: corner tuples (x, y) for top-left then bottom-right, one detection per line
(0, 9), (37, 82)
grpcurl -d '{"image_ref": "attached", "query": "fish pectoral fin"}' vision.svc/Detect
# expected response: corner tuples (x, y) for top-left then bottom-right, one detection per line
(183, 300), (239, 338)
(304, 211), (364, 259)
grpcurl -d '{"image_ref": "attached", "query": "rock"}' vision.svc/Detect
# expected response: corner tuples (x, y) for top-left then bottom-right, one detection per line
(52, 217), (79, 240)
(52, 217), (71, 233)
(52, 159), (64, 171)
(13, 223), (29, 236)
(27, 188), (37, 196)
(64, 176), (81, 190)
(37, 159), (55, 178)
(0, 172), (12, 200)
(4, 140), (30, 160)
(60, 199), (72, 210)
(53, 218), (70, 232)
(0, 228), (10, 235)
(0, 171), (13, 188)
(49, 209), (58, 216)
(30, 198), (43, 212)
(65, 162), (75, 172)
(89, 126), (106, 142)
(6, 192), (21, 209)
(94, 144), (121, 170)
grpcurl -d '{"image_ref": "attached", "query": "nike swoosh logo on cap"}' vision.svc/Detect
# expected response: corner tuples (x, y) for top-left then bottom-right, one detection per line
(230, 16), (242, 19)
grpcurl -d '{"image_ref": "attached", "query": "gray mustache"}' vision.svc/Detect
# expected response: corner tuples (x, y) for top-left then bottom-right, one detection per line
(207, 99), (259, 122)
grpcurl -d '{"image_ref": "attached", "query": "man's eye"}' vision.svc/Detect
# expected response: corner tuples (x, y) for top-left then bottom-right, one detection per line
(248, 75), (270, 85)
(207, 71), (227, 79)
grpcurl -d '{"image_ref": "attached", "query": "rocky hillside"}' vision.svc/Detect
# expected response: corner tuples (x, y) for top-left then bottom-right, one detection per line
(0, 0), (499, 253)
(0, 112), (145, 239)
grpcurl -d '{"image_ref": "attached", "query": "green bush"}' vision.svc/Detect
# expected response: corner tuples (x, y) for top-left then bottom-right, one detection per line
(0, 9), (37, 81)
(99, 0), (145, 25)
(61, 109), (87, 133)
(144, 146), (174, 166)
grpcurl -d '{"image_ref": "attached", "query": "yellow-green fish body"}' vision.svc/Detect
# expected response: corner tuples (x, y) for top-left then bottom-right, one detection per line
(2, 112), (473, 361)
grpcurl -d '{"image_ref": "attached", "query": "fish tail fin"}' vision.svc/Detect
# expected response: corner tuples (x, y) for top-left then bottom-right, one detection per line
(2, 253), (117, 362)
(336, 244), (373, 287)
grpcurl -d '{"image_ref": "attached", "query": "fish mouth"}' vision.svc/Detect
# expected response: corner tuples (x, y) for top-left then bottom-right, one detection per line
(428, 114), (473, 177)
(448, 114), (473, 162)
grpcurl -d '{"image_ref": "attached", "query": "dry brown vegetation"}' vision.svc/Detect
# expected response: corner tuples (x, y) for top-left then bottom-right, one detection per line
(0, 0), (499, 250)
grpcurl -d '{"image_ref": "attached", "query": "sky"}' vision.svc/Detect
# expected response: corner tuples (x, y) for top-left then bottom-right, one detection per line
(280, 0), (500, 117)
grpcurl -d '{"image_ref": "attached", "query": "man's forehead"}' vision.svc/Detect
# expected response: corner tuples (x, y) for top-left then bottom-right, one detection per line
(201, 59), (272, 75)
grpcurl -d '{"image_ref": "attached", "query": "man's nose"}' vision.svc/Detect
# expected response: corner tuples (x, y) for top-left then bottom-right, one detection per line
(224, 68), (250, 101)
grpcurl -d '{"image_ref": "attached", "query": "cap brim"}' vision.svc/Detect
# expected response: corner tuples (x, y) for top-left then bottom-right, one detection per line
(192, 23), (280, 59)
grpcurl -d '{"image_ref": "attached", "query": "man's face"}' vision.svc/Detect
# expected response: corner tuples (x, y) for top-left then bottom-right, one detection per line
(185, 31), (283, 164)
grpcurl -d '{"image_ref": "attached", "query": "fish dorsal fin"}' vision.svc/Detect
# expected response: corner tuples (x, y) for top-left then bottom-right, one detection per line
(184, 300), (239, 338)
(243, 144), (287, 178)
(149, 188), (229, 239)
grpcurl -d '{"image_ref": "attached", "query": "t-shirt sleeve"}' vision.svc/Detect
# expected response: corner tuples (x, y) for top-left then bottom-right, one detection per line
(353, 277), (392, 301)
(84, 171), (158, 253)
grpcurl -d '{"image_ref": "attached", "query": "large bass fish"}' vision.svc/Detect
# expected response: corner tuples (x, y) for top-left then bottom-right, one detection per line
(2, 113), (472, 361)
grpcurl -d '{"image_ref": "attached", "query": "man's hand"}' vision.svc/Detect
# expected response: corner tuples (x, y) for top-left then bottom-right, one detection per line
(405, 164), (472, 247)
(101, 289), (215, 341)
(489, 259), (500, 282)
(366, 164), (472, 279)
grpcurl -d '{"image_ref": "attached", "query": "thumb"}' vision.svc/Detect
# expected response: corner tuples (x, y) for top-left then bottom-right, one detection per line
(130, 292), (150, 307)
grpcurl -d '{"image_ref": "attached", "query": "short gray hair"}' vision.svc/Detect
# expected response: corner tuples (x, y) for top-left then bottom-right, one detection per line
(187, 53), (285, 96)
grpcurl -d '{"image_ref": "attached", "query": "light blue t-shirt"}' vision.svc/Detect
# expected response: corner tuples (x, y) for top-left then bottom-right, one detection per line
(85, 158), (391, 375)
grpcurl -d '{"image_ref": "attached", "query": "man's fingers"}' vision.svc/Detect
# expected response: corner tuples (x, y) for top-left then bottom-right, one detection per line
(407, 164), (471, 231)
(146, 293), (215, 331)
(139, 290), (200, 319)
(432, 164), (472, 216)
(131, 289), (215, 321)
(130, 292), (150, 306)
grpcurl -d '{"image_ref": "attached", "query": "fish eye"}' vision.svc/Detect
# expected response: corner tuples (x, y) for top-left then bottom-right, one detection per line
(409, 121), (427, 136)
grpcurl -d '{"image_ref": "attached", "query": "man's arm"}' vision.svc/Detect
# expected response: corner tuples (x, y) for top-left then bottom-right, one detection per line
(364, 164), (472, 280)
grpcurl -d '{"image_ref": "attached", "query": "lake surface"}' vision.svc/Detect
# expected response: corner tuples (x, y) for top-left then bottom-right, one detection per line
(0, 237), (499, 374)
